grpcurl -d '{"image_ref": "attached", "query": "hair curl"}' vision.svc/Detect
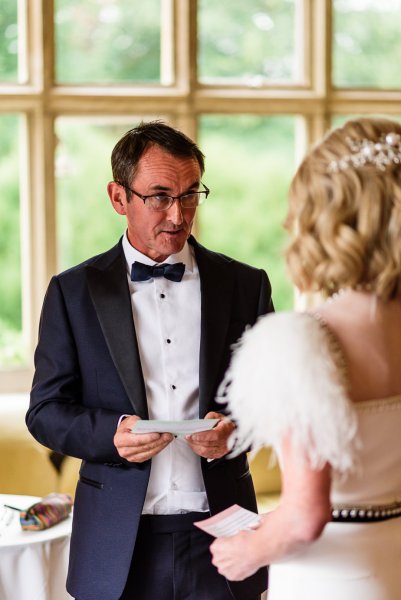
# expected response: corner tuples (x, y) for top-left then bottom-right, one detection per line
(285, 117), (401, 300)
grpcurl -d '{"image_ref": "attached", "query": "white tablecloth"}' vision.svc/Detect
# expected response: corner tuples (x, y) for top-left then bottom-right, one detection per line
(0, 494), (73, 600)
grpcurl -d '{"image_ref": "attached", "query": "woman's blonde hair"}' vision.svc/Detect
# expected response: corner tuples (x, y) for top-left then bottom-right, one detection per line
(285, 117), (401, 300)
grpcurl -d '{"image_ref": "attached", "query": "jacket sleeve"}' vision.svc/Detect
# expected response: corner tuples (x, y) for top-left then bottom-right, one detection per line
(258, 269), (274, 317)
(26, 276), (127, 464)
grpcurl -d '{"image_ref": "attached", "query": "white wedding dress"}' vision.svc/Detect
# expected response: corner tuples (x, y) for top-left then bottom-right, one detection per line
(223, 312), (401, 600)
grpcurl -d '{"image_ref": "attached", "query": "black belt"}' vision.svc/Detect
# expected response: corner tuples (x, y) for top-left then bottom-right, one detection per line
(139, 512), (210, 533)
(331, 500), (401, 523)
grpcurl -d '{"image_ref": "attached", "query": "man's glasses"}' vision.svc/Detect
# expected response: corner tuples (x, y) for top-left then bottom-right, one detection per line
(116, 182), (210, 211)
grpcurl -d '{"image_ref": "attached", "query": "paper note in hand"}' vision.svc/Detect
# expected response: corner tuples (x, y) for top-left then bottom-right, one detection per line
(131, 418), (219, 437)
(194, 504), (261, 538)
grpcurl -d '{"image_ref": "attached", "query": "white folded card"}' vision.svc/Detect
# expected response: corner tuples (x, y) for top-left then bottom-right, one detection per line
(194, 504), (261, 538)
(131, 418), (219, 437)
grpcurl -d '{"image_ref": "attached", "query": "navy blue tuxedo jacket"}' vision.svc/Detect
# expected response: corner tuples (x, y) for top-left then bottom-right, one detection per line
(27, 236), (273, 600)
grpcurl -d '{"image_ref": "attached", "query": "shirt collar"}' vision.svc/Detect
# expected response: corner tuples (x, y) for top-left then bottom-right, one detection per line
(122, 231), (194, 274)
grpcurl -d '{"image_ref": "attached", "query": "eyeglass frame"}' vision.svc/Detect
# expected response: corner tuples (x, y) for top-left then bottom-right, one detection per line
(115, 181), (210, 211)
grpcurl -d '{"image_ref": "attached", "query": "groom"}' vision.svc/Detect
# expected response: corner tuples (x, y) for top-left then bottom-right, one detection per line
(27, 120), (273, 600)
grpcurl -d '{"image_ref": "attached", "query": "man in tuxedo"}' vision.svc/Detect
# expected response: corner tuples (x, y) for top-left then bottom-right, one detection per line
(27, 121), (273, 600)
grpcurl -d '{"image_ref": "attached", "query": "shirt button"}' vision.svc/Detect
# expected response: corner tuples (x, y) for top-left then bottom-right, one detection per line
(171, 482), (177, 490)
(171, 384), (176, 390)
(160, 293), (165, 298)
(166, 338), (171, 344)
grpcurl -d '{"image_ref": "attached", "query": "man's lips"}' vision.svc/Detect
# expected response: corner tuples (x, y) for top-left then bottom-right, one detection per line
(160, 228), (185, 235)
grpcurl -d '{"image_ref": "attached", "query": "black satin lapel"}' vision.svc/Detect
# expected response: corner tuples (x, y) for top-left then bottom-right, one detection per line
(86, 254), (148, 418)
(195, 246), (234, 415)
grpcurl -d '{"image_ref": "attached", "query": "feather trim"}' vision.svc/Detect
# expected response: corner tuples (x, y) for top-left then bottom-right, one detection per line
(219, 312), (359, 474)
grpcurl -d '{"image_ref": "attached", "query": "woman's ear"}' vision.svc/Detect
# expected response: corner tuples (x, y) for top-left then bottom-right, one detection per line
(107, 181), (127, 215)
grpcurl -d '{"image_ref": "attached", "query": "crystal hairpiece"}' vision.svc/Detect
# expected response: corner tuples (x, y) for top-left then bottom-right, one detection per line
(328, 132), (401, 173)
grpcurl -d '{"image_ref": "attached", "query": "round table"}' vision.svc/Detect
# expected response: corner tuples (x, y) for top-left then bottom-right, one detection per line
(0, 494), (73, 600)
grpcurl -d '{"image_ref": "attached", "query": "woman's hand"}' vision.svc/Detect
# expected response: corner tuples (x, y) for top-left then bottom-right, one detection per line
(210, 528), (264, 581)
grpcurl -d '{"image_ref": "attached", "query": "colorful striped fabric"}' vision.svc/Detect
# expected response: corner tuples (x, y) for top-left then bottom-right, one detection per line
(20, 492), (73, 531)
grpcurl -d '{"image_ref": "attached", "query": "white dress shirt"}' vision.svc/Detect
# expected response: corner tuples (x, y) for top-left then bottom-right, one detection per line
(122, 233), (209, 515)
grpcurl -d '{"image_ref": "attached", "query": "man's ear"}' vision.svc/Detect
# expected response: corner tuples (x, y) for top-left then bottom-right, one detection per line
(107, 181), (127, 215)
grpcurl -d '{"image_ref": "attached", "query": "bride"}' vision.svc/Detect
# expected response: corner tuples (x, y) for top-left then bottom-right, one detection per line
(210, 117), (401, 599)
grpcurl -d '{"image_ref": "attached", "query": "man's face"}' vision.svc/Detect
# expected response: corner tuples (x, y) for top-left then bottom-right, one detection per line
(110, 145), (200, 262)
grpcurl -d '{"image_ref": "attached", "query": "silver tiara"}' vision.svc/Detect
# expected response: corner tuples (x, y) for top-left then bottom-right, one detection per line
(328, 132), (401, 173)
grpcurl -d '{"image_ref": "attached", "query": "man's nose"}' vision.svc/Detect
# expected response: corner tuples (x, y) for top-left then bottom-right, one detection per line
(167, 198), (184, 224)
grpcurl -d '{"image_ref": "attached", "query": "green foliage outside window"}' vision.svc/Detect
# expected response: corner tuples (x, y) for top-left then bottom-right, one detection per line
(55, 0), (161, 84)
(199, 0), (296, 82)
(56, 120), (127, 269)
(333, 0), (401, 88)
(0, 0), (18, 80)
(199, 116), (295, 311)
(0, 115), (23, 366)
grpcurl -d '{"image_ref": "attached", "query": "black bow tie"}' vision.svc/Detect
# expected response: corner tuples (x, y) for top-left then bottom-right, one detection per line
(131, 261), (185, 283)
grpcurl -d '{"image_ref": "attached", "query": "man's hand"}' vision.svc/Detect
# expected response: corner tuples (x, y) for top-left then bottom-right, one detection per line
(114, 416), (173, 463)
(185, 412), (235, 460)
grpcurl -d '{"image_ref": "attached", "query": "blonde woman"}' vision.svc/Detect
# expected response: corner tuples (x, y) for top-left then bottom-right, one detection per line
(210, 118), (401, 599)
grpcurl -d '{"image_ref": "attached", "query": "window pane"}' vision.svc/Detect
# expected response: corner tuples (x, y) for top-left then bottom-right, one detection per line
(55, 0), (161, 84)
(198, 0), (298, 84)
(333, 0), (401, 88)
(0, 0), (19, 82)
(198, 116), (295, 310)
(0, 115), (24, 367)
(56, 118), (145, 270)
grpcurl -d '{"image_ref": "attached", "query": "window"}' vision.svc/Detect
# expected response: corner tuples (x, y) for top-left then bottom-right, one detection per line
(55, 0), (162, 84)
(333, 0), (401, 88)
(198, 0), (299, 84)
(0, 115), (23, 367)
(1, 0), (401, 391)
